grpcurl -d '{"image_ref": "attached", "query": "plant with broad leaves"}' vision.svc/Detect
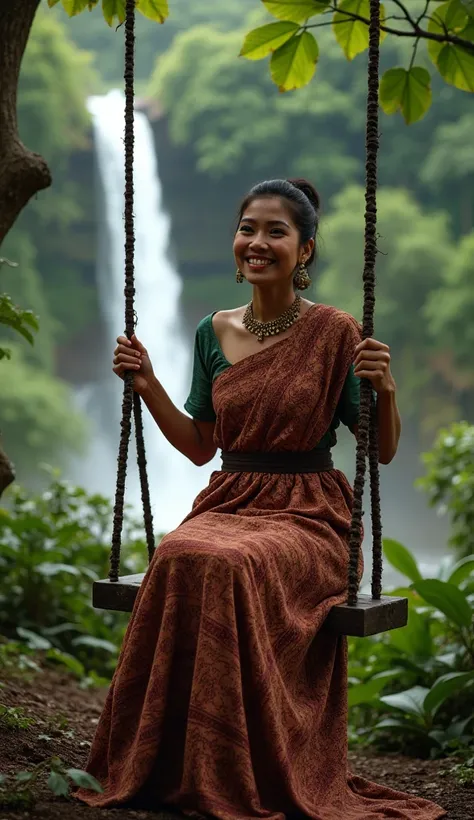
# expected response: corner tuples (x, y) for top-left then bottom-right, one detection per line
(0, 467), (154, 678)
(348, 537), (474, 756)
(47, 0), (169, 25)
(0, 756), (102, 811)
(241, 0), (474, 122)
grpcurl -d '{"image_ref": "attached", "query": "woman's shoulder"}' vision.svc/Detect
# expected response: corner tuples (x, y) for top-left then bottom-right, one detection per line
(317, 303), (362, 333)
(211, 307), (245, 332)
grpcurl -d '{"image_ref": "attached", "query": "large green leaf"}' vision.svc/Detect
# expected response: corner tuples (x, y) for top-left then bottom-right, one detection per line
(383, 539), (422, 583)
(72, 636), (118, 653)
(379, 67), (432, 124)
(17, 627), (52, 651)
(60, 0), (91, 13)
(47, 772), (70, 797)
(424, 670), (474, 716)
(36, 562), (81, 577)
(372, 717), (436, 741)
(333, 0), (387, 61)
(66, 769), (103, 793)
(240, 22), (299, 60)
(461, 0), (474, 19)
(137, 0), (169, 23)
(47, 0), (62, 6)
(348, 670), (398, 707)
(428, 1), (474, 91)
(380, 685), (429, 719)
(102, 0), (125, 25)
(448, 555), (474, 586)
(412, 579), (472, 628)
(263, 0), (329, 22)
(270, 31), (318, 91)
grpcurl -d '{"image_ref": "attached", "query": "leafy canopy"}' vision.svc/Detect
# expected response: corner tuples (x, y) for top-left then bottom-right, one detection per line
(240, 1), (474, 123)
(47, 0), (169, 26)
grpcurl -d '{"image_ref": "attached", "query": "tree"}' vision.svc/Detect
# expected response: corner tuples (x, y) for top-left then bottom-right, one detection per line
(425, 230), (474, 410)
(421, 113), (474, 233)
(149, 24), (364, 188)
(0, 0), (167, 248)
(241, 1), (474, 123)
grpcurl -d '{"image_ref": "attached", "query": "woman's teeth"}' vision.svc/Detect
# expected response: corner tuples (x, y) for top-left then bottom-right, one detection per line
(248, 258), (273, 266)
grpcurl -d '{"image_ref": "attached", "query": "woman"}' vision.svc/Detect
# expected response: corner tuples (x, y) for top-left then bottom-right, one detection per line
(77, 179), (445, 820)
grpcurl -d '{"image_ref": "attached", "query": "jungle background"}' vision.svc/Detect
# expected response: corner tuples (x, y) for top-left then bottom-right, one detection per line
(0, 0), (474, 813)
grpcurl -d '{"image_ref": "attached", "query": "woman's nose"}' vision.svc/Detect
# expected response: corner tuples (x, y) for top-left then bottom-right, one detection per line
(249, 233), (269, 250)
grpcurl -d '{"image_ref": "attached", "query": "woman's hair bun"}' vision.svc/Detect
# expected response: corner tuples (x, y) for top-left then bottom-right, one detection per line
(287, 178), (320, 215)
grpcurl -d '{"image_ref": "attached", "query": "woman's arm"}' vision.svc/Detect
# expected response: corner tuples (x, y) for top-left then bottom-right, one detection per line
(113, 333), (217, 466)
(140, 377), (217, 467)
(353, 338), (401, 465)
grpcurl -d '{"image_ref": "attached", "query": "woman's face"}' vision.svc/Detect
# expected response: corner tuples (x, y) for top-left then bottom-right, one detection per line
(233, 196), (313, 287)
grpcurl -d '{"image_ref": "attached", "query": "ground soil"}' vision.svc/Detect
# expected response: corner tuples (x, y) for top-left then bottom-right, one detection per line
(0, 660), (472, 819)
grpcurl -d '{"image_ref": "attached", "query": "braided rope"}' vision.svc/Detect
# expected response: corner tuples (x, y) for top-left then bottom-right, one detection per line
(347, 0), (382, 605)
(109, 0), (154, 581)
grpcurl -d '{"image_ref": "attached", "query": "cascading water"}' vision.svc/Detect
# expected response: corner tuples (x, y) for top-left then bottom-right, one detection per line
(72, 90), (217, 532)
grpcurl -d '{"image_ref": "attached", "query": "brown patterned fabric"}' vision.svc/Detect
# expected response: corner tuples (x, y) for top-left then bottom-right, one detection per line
(76, 305), (446, 819)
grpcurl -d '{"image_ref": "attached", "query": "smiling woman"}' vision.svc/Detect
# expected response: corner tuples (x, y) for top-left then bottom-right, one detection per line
(74, 173), (446, 820)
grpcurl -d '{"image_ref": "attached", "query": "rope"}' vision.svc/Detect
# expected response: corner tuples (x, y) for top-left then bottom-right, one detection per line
(347, 0), (382, 606)
(109, 0), (154, 582)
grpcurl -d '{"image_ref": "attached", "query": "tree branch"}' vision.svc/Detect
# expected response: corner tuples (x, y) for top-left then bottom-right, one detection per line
(0, 443), (15, 498)
(321, 2), (474, 56)
(0, 0), (52, 246)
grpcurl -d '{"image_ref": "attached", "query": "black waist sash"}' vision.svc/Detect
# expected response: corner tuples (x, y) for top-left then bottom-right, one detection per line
(220, 449), (334, 474)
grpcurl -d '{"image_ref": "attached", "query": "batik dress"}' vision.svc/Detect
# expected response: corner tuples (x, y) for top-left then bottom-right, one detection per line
(77, 304), (446, 820)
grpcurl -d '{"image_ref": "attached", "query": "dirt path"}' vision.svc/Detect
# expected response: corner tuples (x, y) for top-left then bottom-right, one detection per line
(0, 661), (472, 819)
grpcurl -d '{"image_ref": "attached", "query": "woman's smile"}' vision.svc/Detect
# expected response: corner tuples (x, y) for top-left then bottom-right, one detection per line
(246, 256), (275, 272)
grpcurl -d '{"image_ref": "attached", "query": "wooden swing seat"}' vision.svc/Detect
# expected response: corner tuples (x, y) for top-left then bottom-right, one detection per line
(92, 575), (408, 637)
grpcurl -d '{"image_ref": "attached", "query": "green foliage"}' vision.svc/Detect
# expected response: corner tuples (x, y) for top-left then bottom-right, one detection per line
(19, 6), (94, 162)
(348, 538), (474, 757)
(418, 422), (474, 559)
(450, 756), (474, 786)
(425, 231), (474, 375)
(316, 185), (458, 430)
(379, 67), (432, 124)
(0, 347), (87, 477)
(333, 0), (387, 61)
(0, 470), (151, 678)
(0, 756), (102, 811)
(0, 705), (34, 730)
(149, 24), (363, 187)
(242, 0), (474, 122)
(0, 296), (38, 362)
(428, 0), (474, 93)
(49, 0), (169, 25)
(0, 235), (54, 370)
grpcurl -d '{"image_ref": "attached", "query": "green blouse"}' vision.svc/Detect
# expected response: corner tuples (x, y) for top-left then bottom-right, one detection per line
(184, 313), (361, 449)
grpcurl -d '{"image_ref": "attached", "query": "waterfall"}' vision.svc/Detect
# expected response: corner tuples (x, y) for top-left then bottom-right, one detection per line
(72, 89), (216, 533)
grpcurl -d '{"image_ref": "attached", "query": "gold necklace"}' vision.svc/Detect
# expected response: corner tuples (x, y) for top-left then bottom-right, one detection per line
(242, 295), (302, 343)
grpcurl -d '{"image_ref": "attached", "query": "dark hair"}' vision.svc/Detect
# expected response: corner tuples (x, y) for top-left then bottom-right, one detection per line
(237, 178), (321, 267)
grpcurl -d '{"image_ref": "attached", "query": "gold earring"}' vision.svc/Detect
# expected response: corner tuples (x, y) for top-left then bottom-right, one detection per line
(294, 261), (311, 291)
(236, 269), (244, 284)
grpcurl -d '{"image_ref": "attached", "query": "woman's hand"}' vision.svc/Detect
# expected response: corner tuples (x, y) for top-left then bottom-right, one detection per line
(354, 337), (395, 395)
(112, 334), (155, 396)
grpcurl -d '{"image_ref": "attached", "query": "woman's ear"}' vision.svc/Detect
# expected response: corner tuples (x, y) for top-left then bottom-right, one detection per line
(302, 238), (314, 262)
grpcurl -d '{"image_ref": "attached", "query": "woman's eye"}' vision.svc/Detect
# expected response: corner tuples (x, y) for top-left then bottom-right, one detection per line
(239, 225), (252, 233)
(271, 229), (284, 236)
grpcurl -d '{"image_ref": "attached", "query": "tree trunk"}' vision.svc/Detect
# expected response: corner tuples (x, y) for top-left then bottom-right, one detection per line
(0, 442), (15, 497)
(0, 0), (50, 495)
(0, 0), (52, 246)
